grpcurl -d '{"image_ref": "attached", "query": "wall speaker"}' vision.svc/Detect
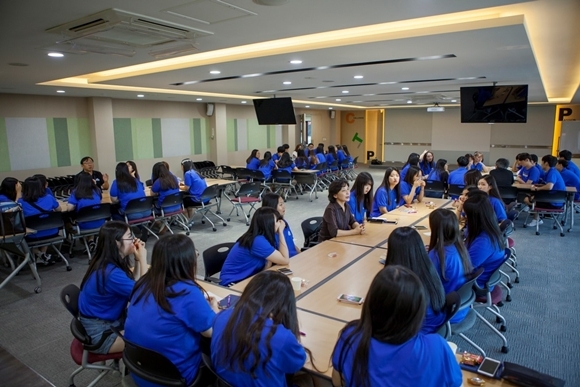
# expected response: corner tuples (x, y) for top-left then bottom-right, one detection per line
(329, 110), (336, 119)
(206, 103), (215, 117)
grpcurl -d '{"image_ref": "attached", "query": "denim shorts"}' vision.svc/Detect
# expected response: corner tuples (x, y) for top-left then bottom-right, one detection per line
(79, 316), (121, 354)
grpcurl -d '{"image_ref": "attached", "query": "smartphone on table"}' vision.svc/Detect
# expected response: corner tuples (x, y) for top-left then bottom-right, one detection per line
(337, 294), (364, 305)
(477, 357), (502, 377)
(277, 267), (293, 276)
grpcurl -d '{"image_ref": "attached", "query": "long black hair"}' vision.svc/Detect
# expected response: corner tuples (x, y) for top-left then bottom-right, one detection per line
(379, 167), (401, 207)
(351, 172), (373, 216)
(403, 166), (421, 185)
(261, 193), (283, 217)
(215, 271), (306, 377)
(0, 177), (20, 201)
(428, 209), (472, 281)
(181, 159), (205, 180)
(259, 151), (272, 168)
(341, 145), (351, 156)
(333, 265), (426, 387)
(478, 175), (503, 203)
(127, 160), (140, 181)
(21, 177), (44, 203)
(246, 149), (259, 164)
(80, 221), (134, 294)
(385, 227), (445, 314)
(237, 207), (281, 250)
(402, 153), (420, 168)
(277, 152), (293, 169)
(327, 145), (338, 160)
(152, 162), (178, 190)
(115, 162), (138, 193)
(429, 159), (447, 180)
(464, 169), (482, 186)
(420, 151), (436, 170)
(463, 194), (504, 249)
(74, 172), (101, 200)
(131, 234), (207, 314)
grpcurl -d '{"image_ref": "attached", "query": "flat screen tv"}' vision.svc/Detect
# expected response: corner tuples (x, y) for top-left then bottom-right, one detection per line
(460, 85), (528, 123)
(253, 97), (297, 125)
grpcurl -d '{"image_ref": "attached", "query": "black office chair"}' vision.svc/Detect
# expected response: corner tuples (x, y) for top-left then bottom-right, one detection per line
(156, 192), (190, 235)
(523, 190), (568, 236)
(271, 170), (299, 201)
(201, 353), (234, 387)
(25, 212), (71, 271)
(226, 182), (262, 226)
(424, 180), (446, 198)
(447, 184), (465, 199)
(60, 284), (122, 387)
(124, 196), (158, 241)
(202, 242), (235, 283)
(187, 185), (227, 231)
(68, 203), (111, 261)
(301, 217), (323, 249)
(435, 291), (461, 339)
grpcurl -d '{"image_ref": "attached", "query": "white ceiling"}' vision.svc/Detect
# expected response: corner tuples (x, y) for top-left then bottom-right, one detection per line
(1, 0), (579, 109)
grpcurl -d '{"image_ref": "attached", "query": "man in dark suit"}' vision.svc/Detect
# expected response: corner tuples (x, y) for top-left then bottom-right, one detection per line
(490, 158), (514, 187)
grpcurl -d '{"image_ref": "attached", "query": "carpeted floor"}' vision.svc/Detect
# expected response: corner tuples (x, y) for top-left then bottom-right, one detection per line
(1, 166), (579, 387)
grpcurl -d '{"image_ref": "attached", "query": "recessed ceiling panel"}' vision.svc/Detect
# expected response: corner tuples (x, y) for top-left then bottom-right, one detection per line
(164, 0), (256, 25)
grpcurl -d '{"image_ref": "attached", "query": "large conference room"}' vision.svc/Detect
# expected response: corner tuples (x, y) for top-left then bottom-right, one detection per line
(1, 0), (579, 386)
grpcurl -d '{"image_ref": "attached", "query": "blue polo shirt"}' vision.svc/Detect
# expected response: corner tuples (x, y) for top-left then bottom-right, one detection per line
(429, 245), (469, 323)
(184, 170), (207, 200)
(258, 160), (276, 180)
(211, 308), (306, 387)
(151, 176), (181, 213)
(419, 160), (434, 176)
(400, 164), (411, 182)
(467, 232), (505, 288)
(332, 327), (462, 387)
(348, 191), (367, 223)
(541, 168), (566, 207)
(125, 281), (215, 387)
(448, 167), (468, 185)
(519, 166), (540, 184)
(326, 153), (338, 170)
(471, 162), (484, 172)
(489, 196), (507, 222)
(219, 236), (275, 286)
(315, 153), (326, 164)
(246, 157), (261, 171)
(68, 190), (105, 229)
(110, 179), (146, 213)
(0, 194), (13, 202)
(281, 220), (298, 257)
(18, 195), (60, 238)
(370, 186), (398, 217)
(566, 160), (580, 179)
(559, 168), (580, 200)
(399, 181), (421, 205)
(79, 264), (134, 321)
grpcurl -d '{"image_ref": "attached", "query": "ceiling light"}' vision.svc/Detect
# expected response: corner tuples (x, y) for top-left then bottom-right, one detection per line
(342, 90), (349, 94)
(196, 98), (203, 101)
(47, 52), (64, 58)
(283, 81), (292, 85)
(354, 75), (363, 79)
(290, 60), (302, 64)
(210, 70), (221, 74)
(379, 82), (396, 85)
(243, 73), (261, 78)
(402, 87), (409, 90)
(137, 94), (144, 98)
(407, 100), (412, 103)
(336, 99), (341, 101)
(451, 99), (457, 102)
(305, 105), (310, 108)
(241, 101), (247, 104)
(328, 107), (333, 110)
(56, 90), (65, 93)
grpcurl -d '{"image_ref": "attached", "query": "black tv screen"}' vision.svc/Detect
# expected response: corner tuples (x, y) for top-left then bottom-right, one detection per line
(253, 97), (297, 125)
(460, 85), (528, 123)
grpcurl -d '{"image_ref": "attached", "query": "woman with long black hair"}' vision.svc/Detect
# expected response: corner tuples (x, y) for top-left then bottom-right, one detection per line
(246, 149), (261, 170)
(332, 265), (462, 387)
(125, 234), (217, 386)
(110, 162), (147, 220)
(262, 193), (300, 257)
(78, 221), (148, 354)
(370, 167), (401, 216)
(348, 172), (374, 223)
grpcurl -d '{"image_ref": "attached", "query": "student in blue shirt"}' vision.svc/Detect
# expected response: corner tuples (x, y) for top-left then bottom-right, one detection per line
(419, 150), (435, 176)
(78, 221), (148, 354)
(246, 149), (261, 170)
(181, 159), (208, 221)
(314, 144), (326, 164)
(336, 145), (347, 165)
(400, 166), (425, 206)
(294, 149), (309, 170)
(18, 177), (61, 265)
(524, 154), (567, 227)
(32, 174), (55, 198)
(219, 207), (290, 286)
(348, 172), (374, 223)
(559, 149), (580, 179)
(464, 168), (482, 187)
(125, 234), (218, 387)
(0, 177), (21, 203)
(258, 151), (277, 180)
(463, 194), (505, 288)
(67, 173), (104, 252)
(530, 154), (544, 181)
(384, 227), (446, 334)
(426, 159), (449, 184)
(326, 145), (339, 170)
(275, 152), (299, 182)
(272, 146), (284, 163)
(400, 153), (419, 182)
(556, 159), (580, 201)
(470, 151), (491, 172)
(150, 162), (180, 214)
(370, 167), (401, 216)
(126, 160), (141, 183)
(477, 175), (507, 222)
(261, 193), (300, 257)
(448, 156), (470, 186)
(332, 265), (462, 387)
(515, 153), (540, 184)
(212, 271), (313, 387)
(452, 185), (477, 224)
(110, 162), (147, 220)
(341, 145), (354, 164)
(428, 209), (473, 324)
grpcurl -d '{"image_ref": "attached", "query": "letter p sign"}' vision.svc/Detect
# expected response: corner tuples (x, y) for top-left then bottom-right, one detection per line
(366, 151), (375, 160)
(558, 108), (572, 121)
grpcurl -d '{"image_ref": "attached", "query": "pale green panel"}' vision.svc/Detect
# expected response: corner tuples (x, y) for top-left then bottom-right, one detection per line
(131, 118), (154, 160)
(46, 118), (58, 168)
(67, 118), (81, 166)
(76, 118), (92, 159)
(190, 119), (195, 156)
(0, 118), (11, 172)
(200, 118), (209, 155)
(247, 119), (268, 149)
(226, 119), (236, 152)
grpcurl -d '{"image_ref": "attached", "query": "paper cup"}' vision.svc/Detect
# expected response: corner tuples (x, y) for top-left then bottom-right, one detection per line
(291, 277), (302, 291)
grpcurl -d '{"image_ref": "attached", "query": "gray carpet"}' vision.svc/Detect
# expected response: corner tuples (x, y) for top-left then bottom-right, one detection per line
(1, 166), (579, 386)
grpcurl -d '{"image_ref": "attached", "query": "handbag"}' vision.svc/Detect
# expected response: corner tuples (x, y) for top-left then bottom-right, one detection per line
(0, 202), (26, 240)
(501, 362), (565, 387)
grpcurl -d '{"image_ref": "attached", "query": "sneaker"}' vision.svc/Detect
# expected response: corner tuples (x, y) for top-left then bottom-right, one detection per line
(36, 253), (51, 266)
(521, 205), (530, 212)
(526, 219), (543, 227)
(88, 241), (96, 253)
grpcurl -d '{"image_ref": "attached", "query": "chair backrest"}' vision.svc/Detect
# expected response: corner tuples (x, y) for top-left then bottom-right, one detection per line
(159, 192), (184, 209)
(201, 353), (233, 387)
(24, 212), (65, 231)
(301, 217), (323, 247)
(456, 267), (484, 307)
(125, 196), (155, 215)
(236, 182), (262, 198)
(199, 184), (220, 202)
(293, 173), (315, 185)
(145, 179), (153, 187)
(220, 166), (236, 179)
(534, 190), (568, 205)
(425, 180), (445, 198)
(272, 170), (292, 181)
(0, 203), (26, 241)
(353, 156), (359, 165)
(473, 249), (511, 296)
(436, 291), (460, 339)
(60, 283), (80, 317)
(498, 186), (518, 202)
(448, 184), (465, 198)
(75, 203), (112, 223)
(499, 219), (514, 238)
(235, 168), (252, 182)
(203, 242), (235, 280)
(123, 338), (186, 386)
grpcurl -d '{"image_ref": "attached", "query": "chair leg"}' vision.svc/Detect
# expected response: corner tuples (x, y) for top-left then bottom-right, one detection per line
(457, 333), (487, 357)
(474, 310), (509, 353)
(51, 244), (72, 271)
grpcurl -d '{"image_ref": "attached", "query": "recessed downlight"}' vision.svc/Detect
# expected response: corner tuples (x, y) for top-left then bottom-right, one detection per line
(342, 90), (349, 94)
(241, 101), (247, 104)
(336, 99), (341, 102)
(196, 98), (203, 101)
(283, 81), (292, 85)
(328, 107), (333, 110)
(354, 75), (363, 79)
(210, 70), (221, 74)
(48, 52), (64, 58)
(407, 100), (412, 104)
(451, 99), (457, 103)
(402, 87), (409, 90)
(305, 105), (310, 108)
(56, 90), (65, 93)
(137, 94), (144, 98)
(290, 60), (302, 64)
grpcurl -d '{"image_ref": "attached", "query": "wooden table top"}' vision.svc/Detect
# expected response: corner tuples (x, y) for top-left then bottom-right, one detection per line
(512, 182), (577, 192)
(230, 241), (371, 293)
(206, 178), (237, 186)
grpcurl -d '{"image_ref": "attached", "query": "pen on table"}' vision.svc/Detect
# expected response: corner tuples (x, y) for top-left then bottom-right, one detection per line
(300, 331), (306, 336)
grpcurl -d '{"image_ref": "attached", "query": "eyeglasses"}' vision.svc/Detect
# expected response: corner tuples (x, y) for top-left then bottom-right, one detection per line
(121, 234), (135, 241)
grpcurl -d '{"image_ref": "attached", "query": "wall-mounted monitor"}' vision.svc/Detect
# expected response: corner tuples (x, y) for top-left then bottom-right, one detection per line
(253, 97), (297, 125)
(460, 85), (528, 123)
